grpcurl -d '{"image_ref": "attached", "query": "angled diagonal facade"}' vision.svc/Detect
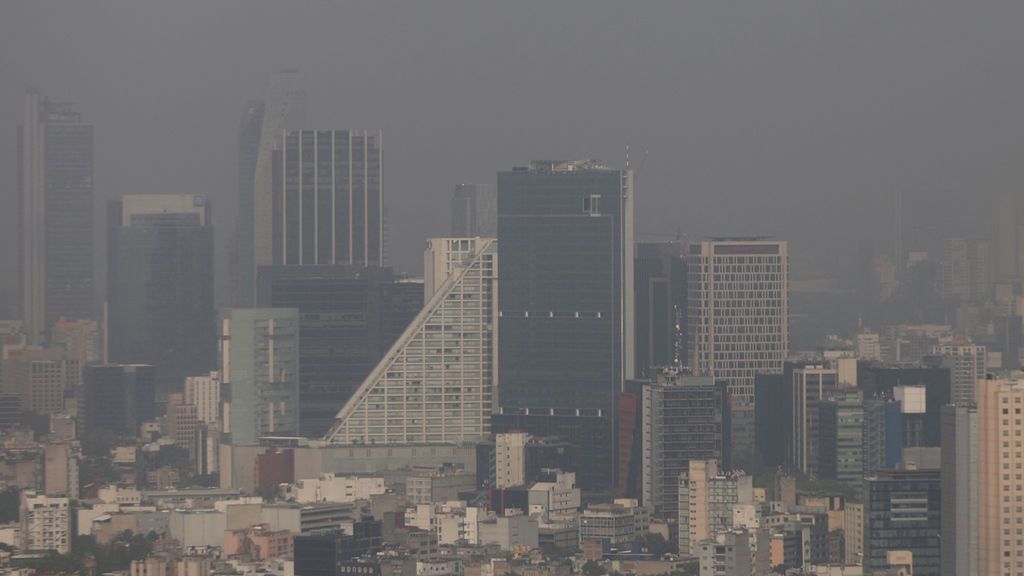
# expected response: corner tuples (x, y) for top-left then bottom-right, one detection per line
(325, 238), (497, 445)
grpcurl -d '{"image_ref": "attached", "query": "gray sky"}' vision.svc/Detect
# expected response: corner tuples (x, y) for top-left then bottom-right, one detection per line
(2, 1), (1021, 312)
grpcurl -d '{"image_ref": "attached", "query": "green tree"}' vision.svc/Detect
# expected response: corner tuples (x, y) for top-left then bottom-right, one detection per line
(582, 560), (607, 576)
(638, 532), (676, 555)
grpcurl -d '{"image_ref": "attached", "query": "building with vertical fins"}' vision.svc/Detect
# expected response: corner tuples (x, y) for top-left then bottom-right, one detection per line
(687, 238), (789, 468)
(325, 237), (497, 445)
(18, 92), (95, 343)
(272, 129), (384, 267)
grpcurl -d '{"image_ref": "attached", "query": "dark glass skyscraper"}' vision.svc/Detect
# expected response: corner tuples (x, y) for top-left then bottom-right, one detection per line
(634, 242), (686, 378)
(497, 160), (634, 412)
(108, 195), (216, 394)
(82, 364), (156, 438)
(256, 265), (421, 436)
(272, 130), (384, 267)
(18, 93), (95, 343)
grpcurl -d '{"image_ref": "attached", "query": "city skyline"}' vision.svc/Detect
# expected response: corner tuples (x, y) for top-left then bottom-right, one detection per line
(2, 4), (1023, 575)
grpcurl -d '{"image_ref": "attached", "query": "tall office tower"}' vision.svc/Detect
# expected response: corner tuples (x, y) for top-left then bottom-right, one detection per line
(677, 460), (753, 557)
(185, 372), (221, 426)
(18, 92), (95, 343)
(220, 308), (300, 445)
(941, 404), (978, 576)
(998, 190), (1019, 280)
(817, 388), (864, 489)
(977, 377), (1024, 575)
(81, 364), (156, 438)
(451, 183), (497, 237)
(108, 195), (216, 394)
(496, 160), (633, 492)
(234, 71), (304, 307)
(20, 491), (69, 554)
(933, 341), (986, 404)
(272, 130), (384, 267)
(791, 365), (838, 477)
(863, 468), (941, 576)
(326, 238), (498, 445)
(634, 242), (686, 378)
(687, 238), (789, 467)
(641, 372), (727, 518)
(256, 266), (421, 436)
(498, 162), (632, 394)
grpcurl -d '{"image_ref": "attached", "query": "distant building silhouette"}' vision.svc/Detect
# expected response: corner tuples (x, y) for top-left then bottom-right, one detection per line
(107, 195), (216, 394)
(18, 92), (95, 343)
(451, 183), (496, 237)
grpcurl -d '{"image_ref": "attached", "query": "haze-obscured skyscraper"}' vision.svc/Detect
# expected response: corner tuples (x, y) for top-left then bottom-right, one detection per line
(256, 266), (421, 436)
(81, 364), (156, 438)
(272, 129), (384, 267)
(451, 183), (497, 237)
(108, 195), (215, 394)
(234, 71), (304, 307)
(687, 238), (789, 467)
(18, 92), (95, 343)
(497, 159), (634, 412)
(634, 242), (686, 378)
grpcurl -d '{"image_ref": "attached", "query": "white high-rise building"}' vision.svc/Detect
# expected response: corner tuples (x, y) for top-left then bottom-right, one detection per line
(20, 491), (69, 553)
(686, 238), (789, 466)
(185, 372), (221, 425)
(934, 341), (986, 404)
(325, 238), (498, 445)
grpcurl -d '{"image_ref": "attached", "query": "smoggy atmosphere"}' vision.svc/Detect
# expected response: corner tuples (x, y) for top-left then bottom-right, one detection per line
(1, 3), (1023, 575)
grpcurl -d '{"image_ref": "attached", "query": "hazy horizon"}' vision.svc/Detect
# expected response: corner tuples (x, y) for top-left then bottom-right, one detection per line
(3, 1), (1021, 316)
